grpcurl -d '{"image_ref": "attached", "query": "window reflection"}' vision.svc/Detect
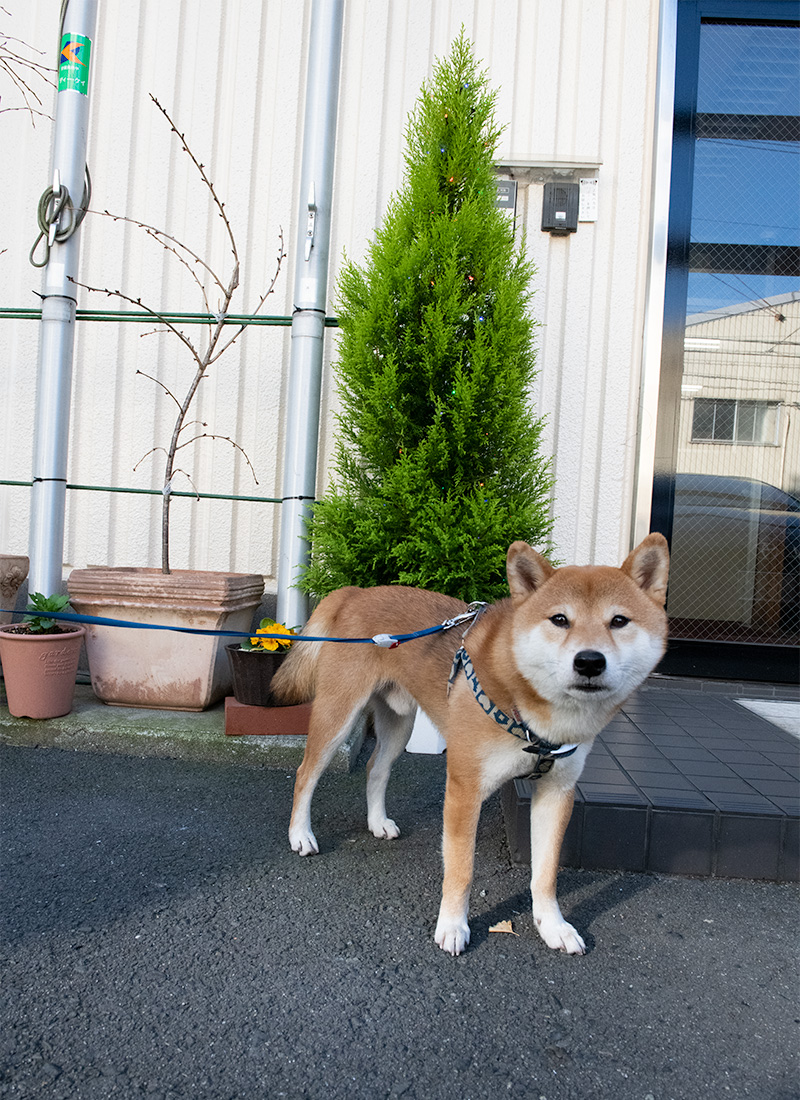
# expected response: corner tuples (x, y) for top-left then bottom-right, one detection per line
(666, 19), (800, 647)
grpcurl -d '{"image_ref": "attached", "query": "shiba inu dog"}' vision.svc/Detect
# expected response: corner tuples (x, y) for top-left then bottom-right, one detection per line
(271, 534), (669, 956)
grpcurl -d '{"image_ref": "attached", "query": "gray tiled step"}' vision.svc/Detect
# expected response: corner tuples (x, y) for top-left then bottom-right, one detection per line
(502, 684), (799, 883)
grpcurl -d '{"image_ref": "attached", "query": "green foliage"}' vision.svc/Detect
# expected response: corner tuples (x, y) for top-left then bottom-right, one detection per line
(24, 592), (71, 633)
(302, 31), (554, 603)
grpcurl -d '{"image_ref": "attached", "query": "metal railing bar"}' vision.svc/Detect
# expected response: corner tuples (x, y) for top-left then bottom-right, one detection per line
(0, 307), (339, 327)
(0, 479), (282, 504)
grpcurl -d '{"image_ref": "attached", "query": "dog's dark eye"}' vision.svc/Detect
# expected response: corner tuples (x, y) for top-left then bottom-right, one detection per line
(549, 614), (570, 629)
(610, 615), (630, 629)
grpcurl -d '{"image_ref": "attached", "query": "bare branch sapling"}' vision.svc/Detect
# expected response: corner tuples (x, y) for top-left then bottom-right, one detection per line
(73, 95), (286, 572)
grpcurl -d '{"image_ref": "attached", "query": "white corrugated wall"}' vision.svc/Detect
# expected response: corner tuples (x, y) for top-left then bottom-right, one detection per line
(0, 0), (661, 585)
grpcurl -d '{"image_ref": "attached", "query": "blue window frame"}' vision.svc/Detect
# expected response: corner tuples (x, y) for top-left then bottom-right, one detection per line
(652, 0), (800, 681)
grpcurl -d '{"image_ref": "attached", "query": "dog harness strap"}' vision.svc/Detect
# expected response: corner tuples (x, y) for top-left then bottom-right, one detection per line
(448, 646), (579, 777)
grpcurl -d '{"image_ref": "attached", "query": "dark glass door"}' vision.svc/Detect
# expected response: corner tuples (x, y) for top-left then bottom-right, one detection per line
(653, 2), (800, 681)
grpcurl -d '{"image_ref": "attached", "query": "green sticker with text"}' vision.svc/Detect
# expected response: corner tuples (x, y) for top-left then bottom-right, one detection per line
(59, 34), (92, 95)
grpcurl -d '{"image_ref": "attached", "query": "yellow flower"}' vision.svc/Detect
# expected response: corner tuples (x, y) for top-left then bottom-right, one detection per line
(248, 618), (295, 651)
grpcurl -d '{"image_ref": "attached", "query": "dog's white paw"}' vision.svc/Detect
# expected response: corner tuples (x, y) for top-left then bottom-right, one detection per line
(535, 915), (586, 955)
(434, 917), (471, 956)
(289, 827), (319, 856)
(368, 817), (400, 840)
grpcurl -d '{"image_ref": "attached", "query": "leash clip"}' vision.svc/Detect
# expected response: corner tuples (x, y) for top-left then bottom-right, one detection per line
(441, 601), (488, 635)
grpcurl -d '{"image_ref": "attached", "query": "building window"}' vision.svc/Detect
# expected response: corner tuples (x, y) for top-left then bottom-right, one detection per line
(691, 398), (780, 444)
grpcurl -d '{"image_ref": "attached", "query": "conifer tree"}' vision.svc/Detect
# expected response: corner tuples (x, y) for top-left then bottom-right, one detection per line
(301, 31), (554, 604)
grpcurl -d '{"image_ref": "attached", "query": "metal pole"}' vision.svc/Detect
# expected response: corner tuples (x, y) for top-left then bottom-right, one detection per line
(277, 0), (344, 628)
(632, 0), (677, 547)
(28, 0), (98, 597)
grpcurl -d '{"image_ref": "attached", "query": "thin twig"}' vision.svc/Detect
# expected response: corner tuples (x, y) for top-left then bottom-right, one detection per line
(135, 369), (182, 410)
(143, 228), (215, 317)
(174, 433), (259, 484)
(150, 93), (238, 266)
(177, 419), (208, 436)
(71, 278), (201, 363)
(166, 468), (201, 499)
(209, 229), (286, 362)
(133, 447), (168, 473)
(0, 18), (56, 123)
(88, 208), (225, 295)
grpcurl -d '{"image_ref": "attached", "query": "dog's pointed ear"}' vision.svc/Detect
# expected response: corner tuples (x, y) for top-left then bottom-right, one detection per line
(621, 533), (670, 607)
(507, 542), (555, 605)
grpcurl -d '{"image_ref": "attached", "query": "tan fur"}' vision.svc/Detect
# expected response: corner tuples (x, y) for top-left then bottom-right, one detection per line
(272, 534), (669, 956)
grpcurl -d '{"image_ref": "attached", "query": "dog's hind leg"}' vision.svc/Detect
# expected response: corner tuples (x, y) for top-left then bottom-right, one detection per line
(289, 699), (367, 856)
(366, 689), (416, 840)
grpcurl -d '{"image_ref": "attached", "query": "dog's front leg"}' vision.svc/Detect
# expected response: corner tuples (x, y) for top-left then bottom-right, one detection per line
(529, 782), (585, 955)
(434, 772), (482, 956)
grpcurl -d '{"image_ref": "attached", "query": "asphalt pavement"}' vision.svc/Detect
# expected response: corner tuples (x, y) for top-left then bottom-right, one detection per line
(1, 741), (798, 1100)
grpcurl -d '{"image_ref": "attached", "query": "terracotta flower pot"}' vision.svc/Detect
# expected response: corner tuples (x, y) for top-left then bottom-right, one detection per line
(225, 644), (288, 707)
(0, 624), (85, 719)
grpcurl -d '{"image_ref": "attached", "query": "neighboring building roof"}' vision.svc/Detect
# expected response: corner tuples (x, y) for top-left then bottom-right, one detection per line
(687, 290), (800, 327)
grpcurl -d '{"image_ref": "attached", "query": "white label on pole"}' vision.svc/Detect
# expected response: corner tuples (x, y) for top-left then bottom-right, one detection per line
(579, 178), (598, 221)
(46, 260), (67, 293)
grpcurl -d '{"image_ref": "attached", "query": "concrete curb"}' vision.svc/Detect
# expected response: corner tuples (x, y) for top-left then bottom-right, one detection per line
(0, 684), (365, 772)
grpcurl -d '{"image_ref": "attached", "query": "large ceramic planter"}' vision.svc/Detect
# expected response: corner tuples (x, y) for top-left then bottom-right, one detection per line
(0, 554), (29, 625)
(0, 624), (85, 718)
(67, 568), (264, 711)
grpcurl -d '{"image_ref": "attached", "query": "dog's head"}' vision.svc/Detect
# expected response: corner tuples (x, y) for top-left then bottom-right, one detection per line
(507, 534), (670, 715)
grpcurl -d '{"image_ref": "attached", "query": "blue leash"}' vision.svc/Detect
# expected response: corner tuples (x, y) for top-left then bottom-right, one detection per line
(17, 604), (487, 647)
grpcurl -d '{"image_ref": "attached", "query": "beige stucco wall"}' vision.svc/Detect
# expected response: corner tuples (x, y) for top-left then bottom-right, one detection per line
(0, 0), (663, 583)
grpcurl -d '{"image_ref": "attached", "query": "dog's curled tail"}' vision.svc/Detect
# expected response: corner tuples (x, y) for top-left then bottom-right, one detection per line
(270, 588), (358, 704)
(269, 638), (322, 703)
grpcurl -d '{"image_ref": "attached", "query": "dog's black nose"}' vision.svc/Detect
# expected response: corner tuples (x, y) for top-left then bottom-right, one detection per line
(573, 650), (607, 679)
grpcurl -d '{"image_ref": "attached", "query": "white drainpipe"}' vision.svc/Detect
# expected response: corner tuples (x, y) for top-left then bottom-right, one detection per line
(276, 0), (344, 629)
(28, 0), (98, 597)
